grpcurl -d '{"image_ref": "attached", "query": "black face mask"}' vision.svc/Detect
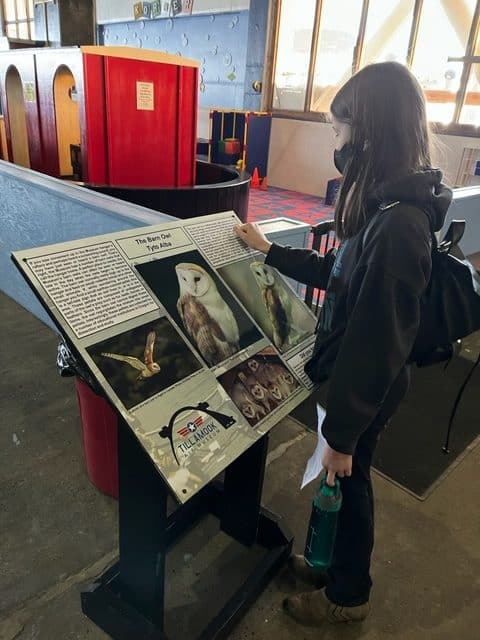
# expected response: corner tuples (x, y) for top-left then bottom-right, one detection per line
(333, 142), (354, 174)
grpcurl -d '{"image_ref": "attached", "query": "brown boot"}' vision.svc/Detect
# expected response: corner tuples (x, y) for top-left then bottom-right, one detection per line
(283, 588), (370, 626)
(286, 554), (328, 588)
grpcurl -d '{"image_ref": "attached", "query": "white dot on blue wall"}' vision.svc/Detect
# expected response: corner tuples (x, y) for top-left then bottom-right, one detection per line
(182, 34), (188, 47)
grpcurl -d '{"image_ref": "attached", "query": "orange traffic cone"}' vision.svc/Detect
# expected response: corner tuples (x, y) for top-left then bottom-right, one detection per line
(251, 167), (260, 188)
(259, 175), (268, 190)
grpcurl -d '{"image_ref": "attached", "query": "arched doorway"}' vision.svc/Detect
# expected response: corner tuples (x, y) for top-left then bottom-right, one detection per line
(5, 66), (31, 168)
(53, 65), (81, 178)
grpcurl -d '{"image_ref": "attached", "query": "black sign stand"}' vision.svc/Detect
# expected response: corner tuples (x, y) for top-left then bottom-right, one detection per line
(81, 418), (293, 639)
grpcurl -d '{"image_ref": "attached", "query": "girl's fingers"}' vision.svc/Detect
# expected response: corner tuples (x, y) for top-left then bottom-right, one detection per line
(326, 469), (336, 486)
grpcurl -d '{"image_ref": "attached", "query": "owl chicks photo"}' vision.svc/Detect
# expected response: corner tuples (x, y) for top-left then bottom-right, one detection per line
(136, 251), (262, 367)
(218, 258), (317, 353)
(218, 348), (300, 427)
(87, 318), (202, 410)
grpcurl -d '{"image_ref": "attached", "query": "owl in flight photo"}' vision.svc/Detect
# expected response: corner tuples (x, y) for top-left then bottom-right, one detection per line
(101, 331), (161, 381)
(175, 262), (240, 366)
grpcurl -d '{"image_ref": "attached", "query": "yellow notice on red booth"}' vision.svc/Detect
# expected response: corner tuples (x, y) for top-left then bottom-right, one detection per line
(136, 81), (154, 111)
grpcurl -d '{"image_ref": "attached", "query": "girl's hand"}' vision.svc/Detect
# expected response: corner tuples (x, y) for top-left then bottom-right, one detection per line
(234, 222), (272, 254)
(322, 443), (353, 486)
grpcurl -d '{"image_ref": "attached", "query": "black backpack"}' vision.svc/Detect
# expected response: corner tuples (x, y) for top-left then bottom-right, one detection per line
(411, 219), (480, 366)
(365, 203), (480, 452)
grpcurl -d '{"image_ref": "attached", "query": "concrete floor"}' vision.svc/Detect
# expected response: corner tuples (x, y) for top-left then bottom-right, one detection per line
(1, 290), (480, 640)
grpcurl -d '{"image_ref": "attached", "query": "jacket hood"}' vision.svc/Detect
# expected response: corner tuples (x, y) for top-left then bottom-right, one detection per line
(369, 169), (452, 232)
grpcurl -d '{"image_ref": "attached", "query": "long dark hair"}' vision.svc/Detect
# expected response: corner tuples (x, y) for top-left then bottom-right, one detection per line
(330, 61), (432, 239)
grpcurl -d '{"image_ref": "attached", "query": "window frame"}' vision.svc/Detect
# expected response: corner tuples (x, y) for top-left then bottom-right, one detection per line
(0, 0), (35, 42)
(265, 0), (480, 137)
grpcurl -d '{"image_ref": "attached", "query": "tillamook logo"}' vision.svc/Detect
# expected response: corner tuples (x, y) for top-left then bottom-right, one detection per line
(176, 416), (221, 456)
(159, 402), (236, 465)
(177, 416), (203, 437)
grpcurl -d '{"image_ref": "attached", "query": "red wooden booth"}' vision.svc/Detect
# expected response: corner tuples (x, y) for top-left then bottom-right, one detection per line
(0, 46), (199, 188)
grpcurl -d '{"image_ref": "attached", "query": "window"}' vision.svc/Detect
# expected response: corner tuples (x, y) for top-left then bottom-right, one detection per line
(410, 0), (476, 124)
(2, 0), (35, 40)
(273, 0), (316, 110)
(461, 63), (480, 126)
(459, 21), (480, 126)
(310, 0), (364, 113)
(359, 0), (415, 67)
(271, 0), (480, 131)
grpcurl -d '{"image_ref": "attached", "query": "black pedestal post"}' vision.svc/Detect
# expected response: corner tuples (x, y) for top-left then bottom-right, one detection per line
(221, 434), (267, 546)
(81, 418), (293, 639)
(117, 421), (167, 629)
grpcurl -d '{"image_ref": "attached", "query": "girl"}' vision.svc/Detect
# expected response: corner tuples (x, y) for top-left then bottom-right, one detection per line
(234, 61), (452, 626)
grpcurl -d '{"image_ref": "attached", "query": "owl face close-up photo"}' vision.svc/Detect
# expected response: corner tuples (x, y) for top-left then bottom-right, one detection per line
(175, 263), (211, 297)
(250, 261), (275, 287)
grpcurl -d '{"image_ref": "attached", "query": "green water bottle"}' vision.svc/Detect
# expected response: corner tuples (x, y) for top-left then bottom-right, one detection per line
(304, 476), (342, 569)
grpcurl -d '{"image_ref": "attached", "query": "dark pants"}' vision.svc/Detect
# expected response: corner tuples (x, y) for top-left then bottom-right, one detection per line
(325, 366), (410, 607)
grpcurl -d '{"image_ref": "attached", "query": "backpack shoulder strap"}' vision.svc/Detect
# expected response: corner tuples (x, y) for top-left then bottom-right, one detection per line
(362, 200), (401, 249)
(438, 220), (466, 254)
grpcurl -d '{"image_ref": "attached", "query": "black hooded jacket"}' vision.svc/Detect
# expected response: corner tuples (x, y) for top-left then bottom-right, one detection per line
(265, 170), (452, 455)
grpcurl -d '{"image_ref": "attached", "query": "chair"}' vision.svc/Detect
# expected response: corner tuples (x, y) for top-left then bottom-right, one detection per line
(304, 219), (336, 315)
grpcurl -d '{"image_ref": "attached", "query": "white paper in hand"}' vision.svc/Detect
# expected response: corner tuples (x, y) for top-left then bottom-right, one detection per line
(301, 403), (327, 489)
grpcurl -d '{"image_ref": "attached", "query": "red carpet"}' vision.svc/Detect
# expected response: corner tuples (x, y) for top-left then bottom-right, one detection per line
(247, 185), (334, 226)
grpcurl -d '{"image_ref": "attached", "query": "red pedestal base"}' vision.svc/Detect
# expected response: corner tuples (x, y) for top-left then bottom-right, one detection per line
(75, 377), (119, 499)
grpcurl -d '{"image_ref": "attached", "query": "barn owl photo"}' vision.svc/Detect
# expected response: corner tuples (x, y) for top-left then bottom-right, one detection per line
(101, 331), (161, 381)
(249, 261), (295, 351)
(175, 262), (240, 366)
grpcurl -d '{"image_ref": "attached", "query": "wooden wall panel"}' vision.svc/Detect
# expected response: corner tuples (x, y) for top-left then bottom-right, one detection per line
(35, 49), (84, 178)
(177, 66), (198, 187)
(104, 56), (182, 188)
(82, 53), (108, 184)
(0, 52), (42, 171)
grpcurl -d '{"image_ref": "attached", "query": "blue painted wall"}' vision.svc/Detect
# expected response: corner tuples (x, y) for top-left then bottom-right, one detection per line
(99, 12), (249, 109)
(98, 0), (269, 112)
